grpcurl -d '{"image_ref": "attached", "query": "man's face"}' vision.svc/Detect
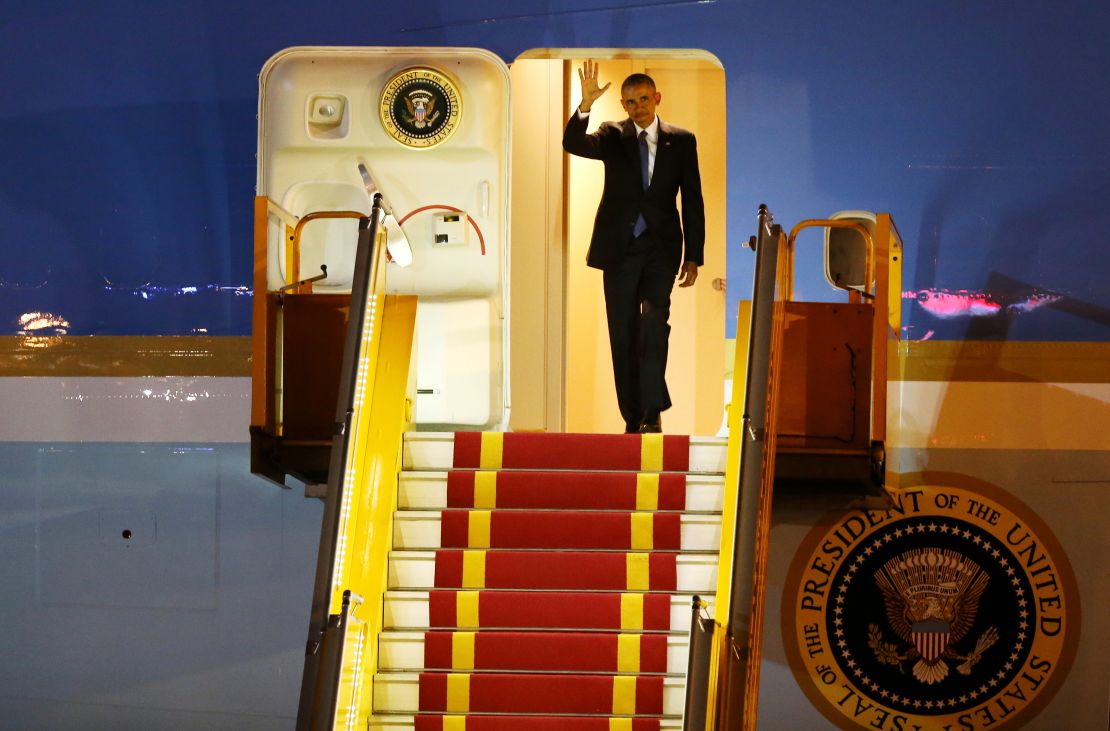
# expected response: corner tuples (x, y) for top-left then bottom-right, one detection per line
(621, 83), (661, 128)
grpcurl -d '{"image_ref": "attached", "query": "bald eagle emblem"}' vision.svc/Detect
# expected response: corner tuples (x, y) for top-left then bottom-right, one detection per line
(403, 90), (439, 129)
(870, 548), (999, 684)
(379, 67), (461, 148)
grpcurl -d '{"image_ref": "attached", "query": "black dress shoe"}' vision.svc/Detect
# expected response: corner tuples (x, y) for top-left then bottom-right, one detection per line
(639, 412), (662, 433)
(624, 420), (642, 434)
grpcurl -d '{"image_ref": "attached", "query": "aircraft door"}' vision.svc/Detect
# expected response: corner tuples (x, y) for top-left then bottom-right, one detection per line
(258, 46), (511, 433)
(509, 52), (727, 435)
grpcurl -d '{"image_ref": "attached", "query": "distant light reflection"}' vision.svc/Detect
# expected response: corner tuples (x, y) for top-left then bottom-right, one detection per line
(17, 311), (70, 336)
(101, 283), (252, 298)
(62, 387), (241, 404)
(904, 289), (1061, 319)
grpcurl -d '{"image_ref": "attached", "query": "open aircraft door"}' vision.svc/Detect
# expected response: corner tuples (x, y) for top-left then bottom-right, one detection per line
(252, 47), (511, 489)
(250, 47), (511, 729)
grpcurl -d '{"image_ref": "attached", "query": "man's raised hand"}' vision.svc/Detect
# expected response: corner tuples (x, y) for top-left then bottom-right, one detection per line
(578, 60), (611, 113)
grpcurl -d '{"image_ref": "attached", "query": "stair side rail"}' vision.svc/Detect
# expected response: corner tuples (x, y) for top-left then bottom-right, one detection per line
(718, 204), (789, 730)
(682, 204), (787, 730)
(295, 194), (419, 730)
(693, 210), (903, 730)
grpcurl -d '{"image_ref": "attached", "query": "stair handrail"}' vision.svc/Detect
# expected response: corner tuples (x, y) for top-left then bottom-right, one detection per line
(294, 194), (419, 730)
(684, 204), (789, 731)
(721, 203), (789, 730)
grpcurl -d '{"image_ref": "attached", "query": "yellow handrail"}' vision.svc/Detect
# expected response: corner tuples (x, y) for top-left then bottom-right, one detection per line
(293, 198), (418, 730)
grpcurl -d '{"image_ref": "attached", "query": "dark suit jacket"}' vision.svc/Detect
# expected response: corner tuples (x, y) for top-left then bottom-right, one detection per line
(563, 111), (705, 273)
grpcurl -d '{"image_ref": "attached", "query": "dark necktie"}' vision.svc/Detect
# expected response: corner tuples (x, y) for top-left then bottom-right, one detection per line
(633, 130), (649, 237)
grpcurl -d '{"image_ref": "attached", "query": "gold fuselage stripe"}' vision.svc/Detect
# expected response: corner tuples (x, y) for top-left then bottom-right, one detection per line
(0, 336), (252, 376)
(5, 337), (1109, 384)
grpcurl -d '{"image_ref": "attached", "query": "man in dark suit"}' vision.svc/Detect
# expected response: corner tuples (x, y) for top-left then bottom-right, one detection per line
(563, 60), (705, 433)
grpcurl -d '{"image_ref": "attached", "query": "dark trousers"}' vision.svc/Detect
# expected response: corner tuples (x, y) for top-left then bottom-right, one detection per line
(602, 236), (674, 428)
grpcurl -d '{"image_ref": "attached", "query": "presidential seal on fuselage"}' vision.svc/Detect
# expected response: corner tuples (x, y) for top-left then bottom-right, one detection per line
(379, 67), (461, 148)
(782, 480), (1079, 731)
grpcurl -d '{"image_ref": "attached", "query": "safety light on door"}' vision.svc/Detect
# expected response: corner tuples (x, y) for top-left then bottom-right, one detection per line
(306, 93), (349, 139)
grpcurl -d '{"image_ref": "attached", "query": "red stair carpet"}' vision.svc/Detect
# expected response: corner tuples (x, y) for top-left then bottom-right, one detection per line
(405, 431), (703, 730)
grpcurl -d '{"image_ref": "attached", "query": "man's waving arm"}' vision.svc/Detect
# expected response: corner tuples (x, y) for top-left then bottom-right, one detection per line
(563, 60), (611, 159)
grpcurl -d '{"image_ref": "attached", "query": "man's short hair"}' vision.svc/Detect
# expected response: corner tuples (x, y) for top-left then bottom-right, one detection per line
(621, 73), (656, 92)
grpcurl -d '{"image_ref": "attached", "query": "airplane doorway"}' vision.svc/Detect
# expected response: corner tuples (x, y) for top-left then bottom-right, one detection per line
(510, 50), (726, 435)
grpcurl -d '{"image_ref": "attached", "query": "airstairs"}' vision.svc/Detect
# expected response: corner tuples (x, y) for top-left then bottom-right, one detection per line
(366, 431), (726, 729)
(250, 197), (902, 730)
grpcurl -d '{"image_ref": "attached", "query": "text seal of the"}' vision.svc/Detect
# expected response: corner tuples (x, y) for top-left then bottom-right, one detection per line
(379, 67), (462, 149)
(782, 480), (1079, 731)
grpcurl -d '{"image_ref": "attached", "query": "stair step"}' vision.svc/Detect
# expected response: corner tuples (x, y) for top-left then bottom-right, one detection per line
(374, 431), (723, 727)
(389, 551), (718, 593)
(373, 672), (686, 716)
(383, 591), (714, 633)
(403, 433), (726, 474)
(370, 715), (680, 731)
(394, 510), (722, 551)
(379, 630), (690, 674)
(399, 471), (725, 512)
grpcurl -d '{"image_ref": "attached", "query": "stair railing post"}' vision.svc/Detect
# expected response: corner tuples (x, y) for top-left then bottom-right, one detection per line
(721, 204), (783, 728)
